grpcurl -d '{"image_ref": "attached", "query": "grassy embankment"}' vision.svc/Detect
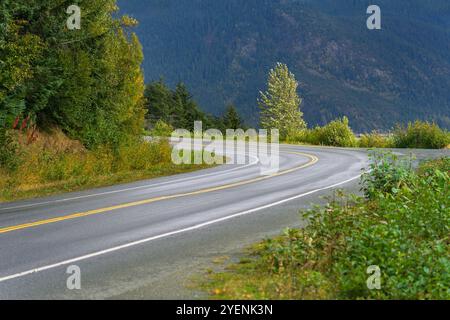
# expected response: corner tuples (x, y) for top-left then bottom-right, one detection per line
(0, 128), (211, 202)
(201, 153), (450, 300)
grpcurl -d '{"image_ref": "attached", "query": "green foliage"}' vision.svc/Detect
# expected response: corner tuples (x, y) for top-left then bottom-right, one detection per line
(361, 151), (415, 199)
(0, 1), (145, 147)
(0, 129), (20, 170)
(287, 119), (449, 149)
(0, 5), (44, 128)
(114, 137), (172, 171)
(144, 80), (244, 133)
(145, 79), (177, 125)
(222, 105), (243, 130)
(334, 163), (449, 299)
(392, 121), (449, 149)
(145, 80), (211, 131)
(358, 132), (393, 148)
(259, 63), (306, 139)
(418, 157), (450, 176)
(288, 116), (356, 147)
(203, 156), (450, 300)
(149, 119), (173, 137)
(311, 117), (356, 147)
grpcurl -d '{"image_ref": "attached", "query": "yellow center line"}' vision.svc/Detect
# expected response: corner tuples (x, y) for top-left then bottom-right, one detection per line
(0, 152), (318, 235)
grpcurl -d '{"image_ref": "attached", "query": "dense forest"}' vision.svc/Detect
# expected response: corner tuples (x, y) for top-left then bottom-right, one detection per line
(118, 0), (450, 132)
(0, 0), (145, 148)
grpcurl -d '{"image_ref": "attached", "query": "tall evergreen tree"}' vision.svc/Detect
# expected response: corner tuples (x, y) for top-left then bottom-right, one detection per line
(173, 83), (207, 131)
(144, 80), (213, 131)
(259, 63), (306, 138)
(144, 79), (174, 124)
(222, 104), (242, 130)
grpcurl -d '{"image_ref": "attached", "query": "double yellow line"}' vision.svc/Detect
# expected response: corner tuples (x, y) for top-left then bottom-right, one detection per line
(0, 152), (318, 235)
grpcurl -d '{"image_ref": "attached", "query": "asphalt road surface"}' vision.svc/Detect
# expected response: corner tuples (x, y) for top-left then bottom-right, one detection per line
(0, 145), (446, 299)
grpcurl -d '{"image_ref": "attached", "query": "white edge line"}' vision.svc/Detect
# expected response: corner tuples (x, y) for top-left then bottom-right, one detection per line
(0, 173), (362, 284)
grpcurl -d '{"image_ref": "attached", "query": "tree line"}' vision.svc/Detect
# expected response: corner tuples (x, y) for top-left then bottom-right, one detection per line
(144, 79), (243, 134)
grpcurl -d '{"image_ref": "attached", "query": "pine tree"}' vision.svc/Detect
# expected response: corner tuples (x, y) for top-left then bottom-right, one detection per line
(173, 82), (205, 130)
(222, 104), (242, 130)
(145, 79), (174, 124)
(258, 63), (306, 139)
(144, 81), (210, 131)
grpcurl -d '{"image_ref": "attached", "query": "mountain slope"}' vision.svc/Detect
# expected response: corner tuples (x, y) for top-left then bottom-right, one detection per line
(118, 0), (450, 131)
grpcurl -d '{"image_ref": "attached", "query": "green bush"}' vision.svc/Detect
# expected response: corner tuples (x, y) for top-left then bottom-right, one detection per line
(418, 157), (450, 176)
(336, 160), (449, 299)
(392, 121), (449, 149)
(359, 132), (393, 148)
(310, 117), (357, 147)
(149, 119), (174, 137)
(0, 129), (21, 171)
(287, 119), (450, 149)
(285, 129), (308, 144)
(286, 117), (357, 147)
(361, 151), (415, 199)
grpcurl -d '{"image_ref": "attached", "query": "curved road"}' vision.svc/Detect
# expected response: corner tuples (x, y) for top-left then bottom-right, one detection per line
(0, 145), (379, 298)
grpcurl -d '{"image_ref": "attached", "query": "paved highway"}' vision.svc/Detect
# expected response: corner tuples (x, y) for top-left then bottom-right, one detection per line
(0, 145), (445, 299)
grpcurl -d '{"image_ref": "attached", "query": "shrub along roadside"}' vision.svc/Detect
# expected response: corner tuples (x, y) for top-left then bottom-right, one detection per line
(358, 131), (393, 148)
(393, 121), (450, 149)
(286, 116), (357, 147)
(286, 119), (449, 149)
(0, 128), (20, 171)
(201, 153), (450, 299)
(0, 128), (211, 202)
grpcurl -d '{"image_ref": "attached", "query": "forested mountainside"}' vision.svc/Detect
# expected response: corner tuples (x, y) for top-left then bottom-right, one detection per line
(118, 0), (450, 131)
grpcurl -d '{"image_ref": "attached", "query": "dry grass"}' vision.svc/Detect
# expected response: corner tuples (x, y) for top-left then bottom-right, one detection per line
(0, 128), (211, 202)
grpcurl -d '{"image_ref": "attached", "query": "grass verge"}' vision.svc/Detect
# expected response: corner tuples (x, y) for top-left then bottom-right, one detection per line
(0, 129), (213, 202)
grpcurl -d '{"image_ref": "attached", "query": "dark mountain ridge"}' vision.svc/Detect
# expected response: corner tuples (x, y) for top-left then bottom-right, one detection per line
(118, 0), (450, 131)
